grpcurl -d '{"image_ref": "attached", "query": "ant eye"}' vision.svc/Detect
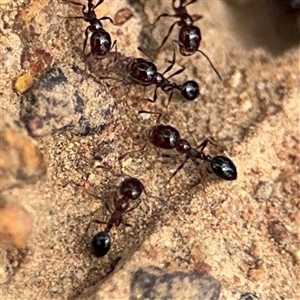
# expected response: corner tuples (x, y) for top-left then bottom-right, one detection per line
(181, 80), (199, 101)
(91, 232), (111, 257)
(211, 156), (237, 181)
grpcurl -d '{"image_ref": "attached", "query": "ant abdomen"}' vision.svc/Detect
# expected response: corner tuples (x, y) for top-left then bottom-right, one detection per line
(91, 231), (111, 257)
(149, 125), (180, 149)
(180, 80), (199, 101)
(210, 156), (237, 181)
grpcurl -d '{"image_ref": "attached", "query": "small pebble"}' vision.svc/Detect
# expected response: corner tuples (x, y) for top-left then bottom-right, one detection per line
(0, 109), (46, 192)
(114, 8), (133, 25)
(14, 72), (34, 94)
(0, 0), (11, 5)
(0, 201), (33, 248)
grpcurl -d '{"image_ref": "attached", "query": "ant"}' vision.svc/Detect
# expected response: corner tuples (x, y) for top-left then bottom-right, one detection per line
(119, 124), (237, 182)
(153, 0), (222, 81)
(129, 47), (199, 104)
(121, 46), (200, 106)
(79, 168), (162, 257)
(61, 0), (116, 56)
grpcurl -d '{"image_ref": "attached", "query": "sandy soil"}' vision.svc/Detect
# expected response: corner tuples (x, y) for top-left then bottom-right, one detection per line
(0, 0), (299, 299)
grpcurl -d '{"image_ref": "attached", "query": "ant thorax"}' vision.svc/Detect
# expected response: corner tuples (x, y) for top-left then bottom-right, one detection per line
(153, 73), (164, 86)
(92, 19), (103, 30)
(179, 13), (193, 27)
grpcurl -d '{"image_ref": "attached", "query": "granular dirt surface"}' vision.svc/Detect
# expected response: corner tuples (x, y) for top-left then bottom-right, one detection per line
(0, 0), (299, 299)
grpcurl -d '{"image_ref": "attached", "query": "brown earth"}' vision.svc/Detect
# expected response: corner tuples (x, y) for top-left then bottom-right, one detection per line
(0, 0), (299, 299)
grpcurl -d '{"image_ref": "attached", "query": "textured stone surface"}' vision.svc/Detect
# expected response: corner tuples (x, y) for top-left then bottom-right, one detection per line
(0, 200), (33, 248)
(0, 109), (46, 192)
(79, 263), (221, 300)
(20, 64), (118, 137)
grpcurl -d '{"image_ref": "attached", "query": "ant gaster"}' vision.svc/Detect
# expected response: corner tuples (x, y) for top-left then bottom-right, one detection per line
(80, 169), (162, 257)
(119, 124), (237, 182)
(61, 0), (116, 56)
(153, 0), (222, 81)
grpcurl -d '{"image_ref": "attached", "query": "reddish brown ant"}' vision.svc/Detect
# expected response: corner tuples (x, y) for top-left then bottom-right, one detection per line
(60, 0), (116, 56)
(99, 46), (200, 106)
(119, 124), (237, 182)
(79, 167), (162, 257)
(153, 0), (222, 81)
(127, 46), (199, 105)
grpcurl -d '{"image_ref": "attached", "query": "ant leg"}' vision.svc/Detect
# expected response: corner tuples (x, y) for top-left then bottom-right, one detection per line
(140, 86), (159, 104)
(166, 89), (174, 109)
(86, 190), (102, 201)
(75, 219), (105, 248)
(99, 16), (117, 26)
(197, 49), (222, 81)
(191, 14), (203, 22)
(196, 136), (227, 155)
(164, 40), (186, 79)
(152, 13), (178, 26)
(166, 66), (186, 80)
(162, 43), (176, 75)
(138, 110), (162, 124)
(161, 153), (182, 159)
(59, 0), (85, 8)
(93, 0), (104, 10)
(126, 201), (141, 213)
(118, 141), (148, 160)
(122, 221), (133, 227)
(90, 71), (127, 82)
(183, 0), (198, 8)
(104, 201), (114, 214)
(96, 165), (125, 178)
(144, 189), (165, 205)
(111, 40), (118, 62)
(58, 0), (88, 18)
(83, 26), (90, 53)
(113, 190), (119, 207)
(137, 47), (154, 61)
(196, 136), (216, 152)
(167, 158), (189, 183)
(157, 21), (178, 52)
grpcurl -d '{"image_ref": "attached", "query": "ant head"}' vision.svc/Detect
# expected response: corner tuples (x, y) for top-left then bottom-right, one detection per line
(150, 125), (180, 149)
(91, 231), (111, 257)
(210, 156), (237, 181)
(180, 80), (199, 101)
(120, 178), (144, 200)
(128, 59), (157, 85)
(90, 30), (112, 56)
(178, 25), (201, 56)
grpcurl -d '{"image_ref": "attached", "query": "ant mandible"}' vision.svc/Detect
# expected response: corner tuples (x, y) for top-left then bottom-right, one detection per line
(153, 0), (222, 81)
(79, 168), (162, 257)
(119, 124), (237, 182)
(61, 0), (116, 56)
